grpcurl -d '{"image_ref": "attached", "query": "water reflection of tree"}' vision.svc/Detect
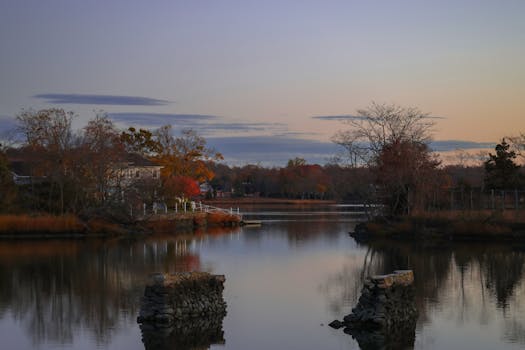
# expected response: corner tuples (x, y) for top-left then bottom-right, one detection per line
(243, 220), (345, 248)
(0, 234), (231, 346)
(479, 251), (524, 308)
(322, 238), (525, 345)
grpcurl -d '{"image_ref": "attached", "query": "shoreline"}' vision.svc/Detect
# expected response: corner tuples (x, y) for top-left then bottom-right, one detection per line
(351, 210), (525, 242)
(0, 212), (241, 238)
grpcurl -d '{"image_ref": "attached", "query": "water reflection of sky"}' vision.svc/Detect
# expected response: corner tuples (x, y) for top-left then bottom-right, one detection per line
(1, 210), (525, 349)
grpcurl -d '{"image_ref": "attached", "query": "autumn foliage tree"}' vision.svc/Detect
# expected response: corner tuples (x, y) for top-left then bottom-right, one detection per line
(154, 126), (223, 182)
(279, 158), (330, 199)
(162, 175), (201, 206)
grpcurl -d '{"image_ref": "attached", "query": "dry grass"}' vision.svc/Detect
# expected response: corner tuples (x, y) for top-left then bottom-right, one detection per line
(206, 212), (240, 226)
(0, 214), (85, 234)
(86, 218), (126, 235)
(192, 213), (207, 227)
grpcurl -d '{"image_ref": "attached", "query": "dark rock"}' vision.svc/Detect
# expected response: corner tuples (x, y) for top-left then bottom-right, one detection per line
(328, 320), (345, 329)
(334, 270), (418, 349)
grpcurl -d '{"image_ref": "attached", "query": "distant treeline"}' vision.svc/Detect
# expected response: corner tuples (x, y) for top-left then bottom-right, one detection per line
(206, 160), (524, 203)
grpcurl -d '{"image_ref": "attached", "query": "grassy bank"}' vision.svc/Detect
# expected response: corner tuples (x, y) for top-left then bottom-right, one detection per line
(0, 214), (85, 235)
(352, 210), (525, 241)
(145, 211), (241, 234)
(0, 210), (241, 237)
(0, 214), (132, 237)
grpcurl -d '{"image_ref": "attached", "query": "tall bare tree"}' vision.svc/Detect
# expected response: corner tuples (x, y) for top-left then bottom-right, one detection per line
(332, 102), (434, 166)
(16, 108), (75, 213)
(332, 102), (441, 215)
(81, 113), (126, 205)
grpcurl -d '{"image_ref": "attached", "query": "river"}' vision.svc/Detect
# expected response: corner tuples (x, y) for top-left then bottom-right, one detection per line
(1, 204), (525, 349)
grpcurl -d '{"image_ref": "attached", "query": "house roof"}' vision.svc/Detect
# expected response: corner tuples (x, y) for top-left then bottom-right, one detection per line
(125, 153), (160, 167)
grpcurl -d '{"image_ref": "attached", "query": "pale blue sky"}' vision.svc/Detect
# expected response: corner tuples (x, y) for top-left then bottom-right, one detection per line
(1, 0), (524, 164)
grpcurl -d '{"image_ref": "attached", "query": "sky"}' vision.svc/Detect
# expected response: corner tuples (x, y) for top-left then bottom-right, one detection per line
(1, 0), (524, 165)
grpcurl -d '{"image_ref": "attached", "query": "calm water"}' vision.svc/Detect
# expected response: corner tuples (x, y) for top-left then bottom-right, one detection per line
(1, 205), (525, 349)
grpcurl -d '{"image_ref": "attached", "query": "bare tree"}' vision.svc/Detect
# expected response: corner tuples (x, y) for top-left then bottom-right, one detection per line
(332, 102), (441, 216)
(332, 102), (434, 166)
(81, 113), (126, 205)
(16, 109), (75, 213)
(508, 134), (525, 162)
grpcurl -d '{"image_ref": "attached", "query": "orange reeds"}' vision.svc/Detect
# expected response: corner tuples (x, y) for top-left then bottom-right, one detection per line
(206, 212), (240, 226)
(0, 214), (84, 234)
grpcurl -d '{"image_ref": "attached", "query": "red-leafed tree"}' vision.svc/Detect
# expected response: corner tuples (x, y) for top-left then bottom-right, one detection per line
(162, 175), (200, 205)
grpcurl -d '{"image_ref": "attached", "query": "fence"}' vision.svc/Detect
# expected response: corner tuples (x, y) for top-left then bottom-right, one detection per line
(132, 201), (242, 219)
(429, 189), (525, 212)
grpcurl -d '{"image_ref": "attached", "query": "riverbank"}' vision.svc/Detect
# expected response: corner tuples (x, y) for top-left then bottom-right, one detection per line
(0, 211), (241, 237)
(145, 211), (240, 234)
(351, 210), (525, 241)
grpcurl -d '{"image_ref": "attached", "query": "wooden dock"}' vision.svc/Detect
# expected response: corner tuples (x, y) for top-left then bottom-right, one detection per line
(240, 220), (262, 226)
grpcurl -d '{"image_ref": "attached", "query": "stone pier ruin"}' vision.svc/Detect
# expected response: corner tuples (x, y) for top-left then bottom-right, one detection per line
(330, 270), (418, 349)
(137, 272), (227, 350)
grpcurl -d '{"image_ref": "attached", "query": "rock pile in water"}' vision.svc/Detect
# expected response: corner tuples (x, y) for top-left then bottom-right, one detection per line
(137, 272), (227, 350)
(137, 272), (227, 324)
(330, 270), (418, 349)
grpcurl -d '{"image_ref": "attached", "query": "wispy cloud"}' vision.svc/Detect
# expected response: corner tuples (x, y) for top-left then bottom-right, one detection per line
(273, 131), (321, 138)
(34, 93), (170, 106)
(109, 113), (216, 126)
(202, 122), (286, 132)
(208, 136), (339, 166)
(0, 115), (16, 131)
(0, 115), (22, 144)
(430, 140), (494, 152)
(108, 112), (288, 136)
(311, 115), (363, 121)
(313, 114), (445, 121)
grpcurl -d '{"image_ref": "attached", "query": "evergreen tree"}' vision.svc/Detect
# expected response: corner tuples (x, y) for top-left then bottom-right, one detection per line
(484, 139), (522, 190)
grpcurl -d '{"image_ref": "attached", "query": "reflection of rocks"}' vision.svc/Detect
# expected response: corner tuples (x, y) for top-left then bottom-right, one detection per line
(137, 272), (227, 350)
(331, 270), (417, 350)
(140, 317), (225, 350)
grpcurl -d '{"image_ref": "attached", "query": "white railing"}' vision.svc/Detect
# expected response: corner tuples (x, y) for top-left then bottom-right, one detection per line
(199, 202), (242, 219)
(134, 201), (243, 220)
